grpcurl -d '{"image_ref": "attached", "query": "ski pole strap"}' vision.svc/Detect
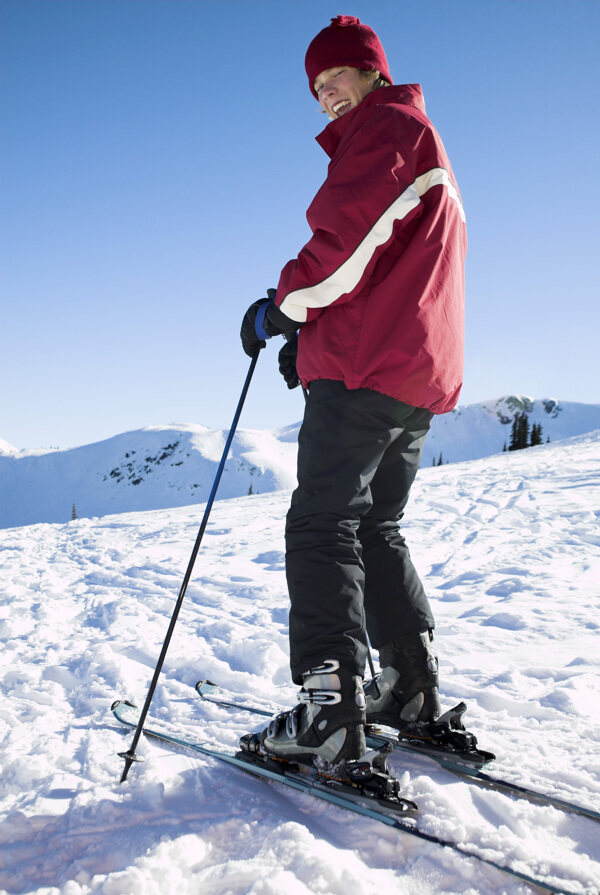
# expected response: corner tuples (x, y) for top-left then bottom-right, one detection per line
(255, 302), (272, 342)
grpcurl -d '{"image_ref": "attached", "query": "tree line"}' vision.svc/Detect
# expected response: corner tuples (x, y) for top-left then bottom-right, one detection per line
(504, 411), (548, 452)
(432, 411), (549, 465)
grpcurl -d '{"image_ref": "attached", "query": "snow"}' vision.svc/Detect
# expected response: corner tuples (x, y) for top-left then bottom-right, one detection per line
(0, 423), (300, 529)
(2, 395), (599, 529)
(0, 431), (599, 894)
(421, 395), (600, 466)
(0, 441), (17, 456)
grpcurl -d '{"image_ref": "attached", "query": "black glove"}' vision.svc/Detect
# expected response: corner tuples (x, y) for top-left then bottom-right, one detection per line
(278, 334), (300, 389)
(240, 288), (298, 358)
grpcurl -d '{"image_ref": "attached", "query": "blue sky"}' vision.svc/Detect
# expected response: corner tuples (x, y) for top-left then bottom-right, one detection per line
(2, 0), (599, 449)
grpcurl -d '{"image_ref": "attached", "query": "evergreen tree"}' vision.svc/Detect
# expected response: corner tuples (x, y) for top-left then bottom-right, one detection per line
(530, 422), (543, 446)
(509, 412), (533, 451)
(518, 411), (530, 449)
(71, 503), (77, 521)
(508, 413), (547, 451)
(437, 452), (443, 466)
(508, 413), (520, 451)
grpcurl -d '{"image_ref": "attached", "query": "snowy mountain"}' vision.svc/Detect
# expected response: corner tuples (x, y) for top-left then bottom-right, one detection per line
(421, 394), (600, 465)
(0, 431), (598, 893)
(1, 395), (599, 528)
(0, 422), (299, 529)
(0, 437), (18, 454)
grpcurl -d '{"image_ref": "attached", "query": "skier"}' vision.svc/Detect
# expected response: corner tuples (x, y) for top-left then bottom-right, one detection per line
(240, 15), (467, 768)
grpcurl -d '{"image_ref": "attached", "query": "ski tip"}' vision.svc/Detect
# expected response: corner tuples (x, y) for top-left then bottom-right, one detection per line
(111, 699), (138, 711)
(195, 680), (218, 695)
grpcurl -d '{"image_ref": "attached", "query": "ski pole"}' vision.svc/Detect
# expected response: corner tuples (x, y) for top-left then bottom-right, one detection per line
(119, 351), (261, 783)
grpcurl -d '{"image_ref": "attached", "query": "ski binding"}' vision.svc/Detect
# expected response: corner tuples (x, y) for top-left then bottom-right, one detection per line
(238, 732), (417, 814)
(374, 702), (496, 767)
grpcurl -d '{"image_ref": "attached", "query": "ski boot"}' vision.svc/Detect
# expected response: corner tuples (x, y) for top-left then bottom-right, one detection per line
(240, 659), (366, 767)
(365, 631), (441, 727)
(364, 631), (494, 763)
(238, 659), (420, 810)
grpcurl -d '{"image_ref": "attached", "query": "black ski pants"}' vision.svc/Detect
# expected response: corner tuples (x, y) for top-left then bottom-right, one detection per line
(286, 380), (435, 684)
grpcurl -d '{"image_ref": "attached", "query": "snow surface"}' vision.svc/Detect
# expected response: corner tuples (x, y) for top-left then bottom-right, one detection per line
(422, 396), (600, 466)
(2, 396), (600, 529)
(0, 423), (300, 529)
(0, 431), (599, 894)
(0, 441), (17, 456)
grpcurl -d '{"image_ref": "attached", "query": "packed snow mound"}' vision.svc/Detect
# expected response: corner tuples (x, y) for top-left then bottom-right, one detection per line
(0, 430), (598, 893)
(1, 396), (599, 527)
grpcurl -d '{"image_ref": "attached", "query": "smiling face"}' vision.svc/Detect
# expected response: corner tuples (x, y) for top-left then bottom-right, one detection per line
(313, 66), (377, 119)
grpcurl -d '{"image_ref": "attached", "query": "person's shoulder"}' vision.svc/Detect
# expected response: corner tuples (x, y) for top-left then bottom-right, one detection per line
(364, 93), (431, 138)
(381, 84), (427, 113)
(333, 87), (430, 151)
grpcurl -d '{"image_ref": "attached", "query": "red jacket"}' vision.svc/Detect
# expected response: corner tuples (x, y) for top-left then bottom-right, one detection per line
(275, 84), (466, 414)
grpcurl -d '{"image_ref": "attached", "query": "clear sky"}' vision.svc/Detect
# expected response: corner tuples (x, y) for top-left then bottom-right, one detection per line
(2, 0), (599, 450)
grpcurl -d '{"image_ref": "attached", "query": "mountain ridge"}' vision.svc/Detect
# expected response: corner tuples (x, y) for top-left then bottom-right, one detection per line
(2, 394), (599, 528)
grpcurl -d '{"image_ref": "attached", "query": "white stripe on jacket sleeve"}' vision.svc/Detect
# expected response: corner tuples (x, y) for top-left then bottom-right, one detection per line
(279, 167), (465, 323)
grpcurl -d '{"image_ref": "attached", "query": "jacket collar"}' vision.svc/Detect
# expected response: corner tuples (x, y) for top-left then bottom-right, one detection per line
(316, 84), (426, 158)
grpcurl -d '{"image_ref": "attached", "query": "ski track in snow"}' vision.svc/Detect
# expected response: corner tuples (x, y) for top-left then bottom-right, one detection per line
(0, 433), (598, 894)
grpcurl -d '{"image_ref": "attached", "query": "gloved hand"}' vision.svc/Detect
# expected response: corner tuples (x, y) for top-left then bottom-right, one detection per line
(278, 334), (300, 389)
(240, 288), (298, 357)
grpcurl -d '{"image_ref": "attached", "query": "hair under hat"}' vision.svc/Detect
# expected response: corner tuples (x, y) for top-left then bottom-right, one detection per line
(305, 15), (393, 99)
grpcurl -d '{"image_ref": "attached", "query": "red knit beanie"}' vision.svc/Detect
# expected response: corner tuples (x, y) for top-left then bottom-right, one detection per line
(305, 15), (393, 99)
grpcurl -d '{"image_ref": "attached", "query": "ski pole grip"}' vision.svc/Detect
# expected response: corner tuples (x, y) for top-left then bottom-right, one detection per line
(254, 288), (279, 343)
(254, 303), (272, 342)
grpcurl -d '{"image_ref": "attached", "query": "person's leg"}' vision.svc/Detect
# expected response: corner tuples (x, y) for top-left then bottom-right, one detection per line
(259, 382), (425, 763)
(286, 381), (427, 683)
(348, 404), (443, 727)
(359, 404), (435, 647)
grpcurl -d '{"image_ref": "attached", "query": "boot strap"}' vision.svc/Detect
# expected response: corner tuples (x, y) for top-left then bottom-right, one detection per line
(298, 688), (342, 706)
(266, 687), (343, 739)
(267, 706), (303, 739)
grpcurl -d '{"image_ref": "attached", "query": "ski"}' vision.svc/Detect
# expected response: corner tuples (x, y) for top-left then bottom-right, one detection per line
(112, 699), (415, 815)
(195, 679), (600, 824)
(112, 698), (576, 894)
